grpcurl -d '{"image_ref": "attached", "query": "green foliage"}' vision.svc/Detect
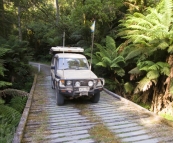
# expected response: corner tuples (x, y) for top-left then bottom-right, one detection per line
(0, 105), (21, 126)
(0, 44), (12, 88)
(93, 36), (125, 77)
(0, 36), (34, 91)
(128, 67), (142, 75)
(0, 98), (5, 105)
(138, 61), (170, 76)
(9, 96), (27, 113)
(131, 94), (141, 103)
(159, 113), (173, 121)
(124, 82), (134, 94)
(0, 90), (28, 143)
(104, 78), (118, 92)
(138, 102), (151, 110)
(131, 60), (170, 93)
(134, 77), (154, 93)
(119, 0), (173, 55)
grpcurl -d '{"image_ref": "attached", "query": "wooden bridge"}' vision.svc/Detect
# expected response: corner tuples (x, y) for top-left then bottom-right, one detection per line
(13, 63), (173, 143)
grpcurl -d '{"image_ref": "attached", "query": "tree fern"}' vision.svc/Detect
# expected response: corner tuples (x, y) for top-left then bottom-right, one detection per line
(137, 61), (155, 71)
(147, 70), (160, 80)
(0, 122), (15, 143)
(9, 96), (27, 113)
(157, 41), (169, 50)
(115, 68), (125, 77)
(94, 36), (125, 77)
(138, 61), (170, 76)
(125, 47), (143, 61)
(0, 105), (21, 126)
(134, 77), (155, 93)
(0, 89), (29, 97)
(124, 82), (134, 94)
(168, 45), (173, 53)
(118, 0), (173, 56)
(128, 67), (142, 75)
(0, 92), (27, 143)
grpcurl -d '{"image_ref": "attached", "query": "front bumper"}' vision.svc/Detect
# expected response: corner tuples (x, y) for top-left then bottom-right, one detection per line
(59, 87), (103, 98)
(57, 78), (104, 98)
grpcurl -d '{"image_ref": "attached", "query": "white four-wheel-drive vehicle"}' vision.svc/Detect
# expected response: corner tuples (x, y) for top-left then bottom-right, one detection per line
(50, 46), (105, 105)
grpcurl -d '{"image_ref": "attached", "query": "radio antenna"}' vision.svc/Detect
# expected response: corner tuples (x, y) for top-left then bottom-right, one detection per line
(63, 31), (65, 78)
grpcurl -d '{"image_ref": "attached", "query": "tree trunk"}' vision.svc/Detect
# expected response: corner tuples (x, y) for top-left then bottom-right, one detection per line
(18, 6), (22, 41)
(162, 55), (173, 115)
(151, 54), (173, 115)
(55, 0), (59, 25)
(0, 0), (6, 38)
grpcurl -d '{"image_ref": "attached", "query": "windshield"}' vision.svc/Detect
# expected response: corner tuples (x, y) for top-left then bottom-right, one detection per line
(58, 58), (89, 70)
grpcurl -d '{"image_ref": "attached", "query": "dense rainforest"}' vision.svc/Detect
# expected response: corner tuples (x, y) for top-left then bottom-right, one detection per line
(0, 0), (173, 142)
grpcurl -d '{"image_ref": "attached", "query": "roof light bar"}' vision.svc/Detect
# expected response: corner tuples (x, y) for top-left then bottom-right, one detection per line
(50, 46), (84, 54)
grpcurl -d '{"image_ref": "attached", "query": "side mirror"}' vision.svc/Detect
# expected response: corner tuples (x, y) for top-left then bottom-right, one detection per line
(89, 64), (92, 70)
(51, 66), (55, 69)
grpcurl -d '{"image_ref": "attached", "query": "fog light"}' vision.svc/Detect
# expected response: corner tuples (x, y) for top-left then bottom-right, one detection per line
(66, 80), (72, 86)
(75, 81), (80, 87)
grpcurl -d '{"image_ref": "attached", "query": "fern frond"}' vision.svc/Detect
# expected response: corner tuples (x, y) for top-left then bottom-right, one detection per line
(157, 62), (170, 68)
(157, 41), (169, 50)
(0, 105), (21, 126)
(157, 0), (173, 26)
(0, 98), (5, 105)
(96, 62), (107, 67)
(148, 64), (160, 71)
(128, 67), (142, 75)
(112, 56), (125, 64)
(0, 89), (29, 97)
(134, 77), (153, 93)
(124, 82), (134, 94)
(0, 81), (12, 88)
(106, 36), (116, 49)
(95, 43), (109, 58)
(111, 63), (120, 68)
(10, 96), (27, 113)
(0, 47), (10, 57)
(147, 70), (160, 80)
(168, 45), (173, 53)
(125, 48), (142, 61)
(137, 61), (155, 69)
(162, 67), (170, 76)
(0, 122), (14, 143)
(114, 68), (125, 77)
(102, 57), (112, 66)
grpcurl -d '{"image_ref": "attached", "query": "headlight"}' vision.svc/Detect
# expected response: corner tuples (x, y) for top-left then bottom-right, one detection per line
(66, 80), (72, 86)
(88, 81), (93, 87)
(75, 81), (80, 87)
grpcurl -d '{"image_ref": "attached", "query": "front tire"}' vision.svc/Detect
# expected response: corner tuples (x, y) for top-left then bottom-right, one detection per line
(90, 92), (100, 103)
(51, 77), (55, 89)
(56, 87), (64, 106)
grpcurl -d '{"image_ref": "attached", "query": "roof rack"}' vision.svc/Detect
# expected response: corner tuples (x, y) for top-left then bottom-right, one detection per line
(50, 46), (84, 54)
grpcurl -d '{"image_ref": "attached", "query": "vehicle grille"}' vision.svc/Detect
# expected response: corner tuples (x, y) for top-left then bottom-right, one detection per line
(77, 80), (89, 86)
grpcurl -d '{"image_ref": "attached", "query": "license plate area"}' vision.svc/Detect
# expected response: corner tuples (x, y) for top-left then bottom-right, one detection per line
(79, 87), (89, 92)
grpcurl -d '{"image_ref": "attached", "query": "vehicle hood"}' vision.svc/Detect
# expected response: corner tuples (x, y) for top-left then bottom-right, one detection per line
(56, 70), (98, 79)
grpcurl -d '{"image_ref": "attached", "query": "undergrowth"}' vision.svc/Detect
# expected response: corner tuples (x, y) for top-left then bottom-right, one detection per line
(0, 96), (27, 143)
